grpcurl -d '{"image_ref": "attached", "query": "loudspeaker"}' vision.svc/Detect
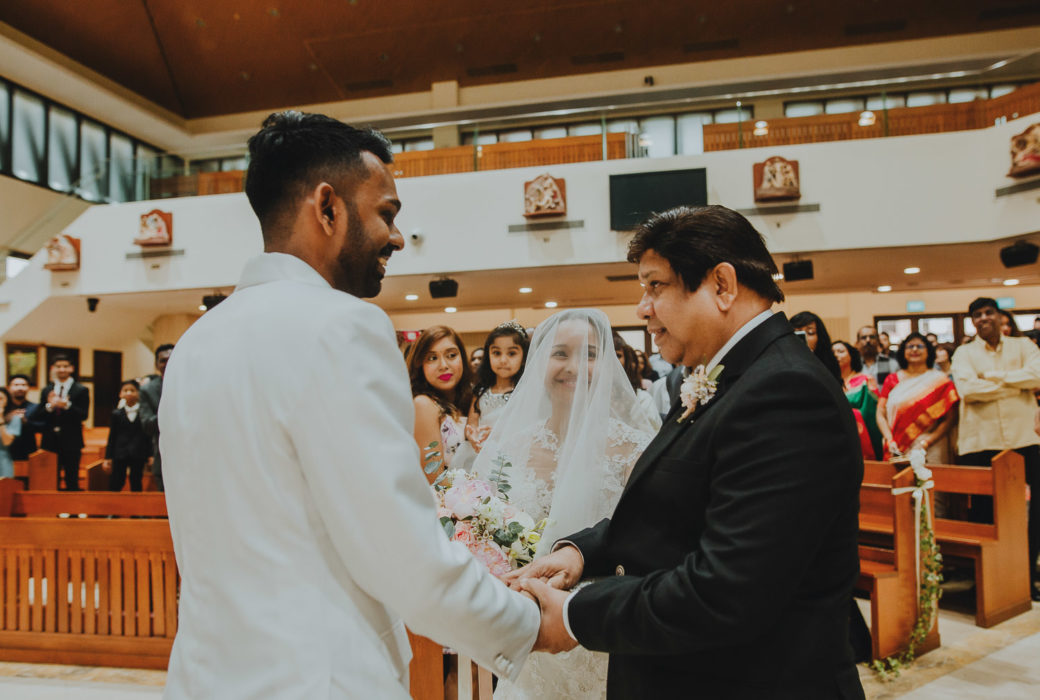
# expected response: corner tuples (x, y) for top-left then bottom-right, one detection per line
(999, 241), (1039, 268)
(782, 260), (814, 282)
(202, 294), (227, 310)
(428, 279), (459, 298)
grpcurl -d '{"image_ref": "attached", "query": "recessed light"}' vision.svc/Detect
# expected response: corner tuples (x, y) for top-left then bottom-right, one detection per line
(903, 267), (920, 275)
(545, 301), (558, 308)
(444, 306), (457, 313)
(519, 287), (533, 294)
(877, 285), (892, 293)
(1004, 279), (1020, 286)
(405, 294), (419, 301)
(771, 273), (784, 281)
(198, 304), (207, 311)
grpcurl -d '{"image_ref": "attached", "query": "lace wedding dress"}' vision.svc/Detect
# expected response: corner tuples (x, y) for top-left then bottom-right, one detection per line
(472, 309), (656, 700)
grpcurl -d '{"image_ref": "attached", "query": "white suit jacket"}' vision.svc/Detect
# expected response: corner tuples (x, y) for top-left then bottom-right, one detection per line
(161, 253), (539, 699)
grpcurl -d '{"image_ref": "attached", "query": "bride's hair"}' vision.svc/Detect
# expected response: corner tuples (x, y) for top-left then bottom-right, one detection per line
(472, 321), (529, 413)
(405, 325), (473, 417)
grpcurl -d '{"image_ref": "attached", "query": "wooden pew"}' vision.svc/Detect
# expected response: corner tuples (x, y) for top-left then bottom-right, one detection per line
(857, 463), (940, 660)
(0, 479), (176, 669)
(931, 452), (1031, 627)
(27, 450), (58, 490)
(860, 453), (1032, 627)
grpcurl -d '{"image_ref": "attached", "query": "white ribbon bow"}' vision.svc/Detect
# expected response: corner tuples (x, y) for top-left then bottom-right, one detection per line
(891, 449), (934, 594)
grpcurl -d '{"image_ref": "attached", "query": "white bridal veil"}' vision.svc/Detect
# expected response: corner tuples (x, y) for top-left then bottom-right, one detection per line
(472, 309), (657, 554)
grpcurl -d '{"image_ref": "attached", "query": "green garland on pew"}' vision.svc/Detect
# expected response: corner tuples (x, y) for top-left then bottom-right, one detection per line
(869, 478), (944, 681)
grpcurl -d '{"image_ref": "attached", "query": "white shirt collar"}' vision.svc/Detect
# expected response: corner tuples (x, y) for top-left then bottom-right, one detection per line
(55, 377), (74, 392)
(706, 309), (774, 373)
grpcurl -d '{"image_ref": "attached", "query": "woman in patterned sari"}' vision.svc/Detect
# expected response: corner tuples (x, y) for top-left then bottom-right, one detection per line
(876, 332), (959, 462)
(833, 340), (880, 459)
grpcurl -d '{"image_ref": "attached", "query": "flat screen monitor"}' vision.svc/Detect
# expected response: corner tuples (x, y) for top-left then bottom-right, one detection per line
(609, 168), (708, 231)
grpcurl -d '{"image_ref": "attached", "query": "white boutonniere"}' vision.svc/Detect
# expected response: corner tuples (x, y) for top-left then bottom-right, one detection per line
(677, 364), (724, 423)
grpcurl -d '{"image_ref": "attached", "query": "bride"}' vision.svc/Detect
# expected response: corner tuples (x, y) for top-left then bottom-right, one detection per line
(472, 308), (657, 699)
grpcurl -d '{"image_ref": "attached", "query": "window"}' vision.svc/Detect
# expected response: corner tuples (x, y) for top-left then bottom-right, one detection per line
(714, 107), (751, 123)
(498, 129), (532, 143)
(78, 119), (107, 201)
(606, 119), (639, 134)
(135, 144), (158, 200)
(906, 91), (946, 108)
(948, 87), (987, 104)
(785, 101), (824, 118)
(533, 126), (567, 140)
(11, 89), (45, 183)
(990, 84), (1018, 99)
(568, 122), (603, 137)
(462, 132), (497, 145)
(0, 81), (9, 171)
(676, 113), (712, 155)
(639, 116), (675, 158)
(825, 98), (865, 114)
(5, 256), (29, 280)
(47, 105), (77, 192)
(108, 132), (135, 202)
(404, 139), (434, 151)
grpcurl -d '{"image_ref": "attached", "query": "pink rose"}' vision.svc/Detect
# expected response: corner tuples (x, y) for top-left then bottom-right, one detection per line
(468, 540), (512, 577)
(453, 521), (474, 546)
(443, 479), (495, 519)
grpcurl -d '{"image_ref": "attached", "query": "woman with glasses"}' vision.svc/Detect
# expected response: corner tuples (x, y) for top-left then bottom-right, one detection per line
(876, 332), (959, 461)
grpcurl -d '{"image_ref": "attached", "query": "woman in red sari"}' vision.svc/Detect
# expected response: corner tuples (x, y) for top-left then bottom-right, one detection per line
(876, 332), (959, 461)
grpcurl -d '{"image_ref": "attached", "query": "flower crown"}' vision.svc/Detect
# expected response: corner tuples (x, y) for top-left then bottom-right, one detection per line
(496, 320), (528, 338)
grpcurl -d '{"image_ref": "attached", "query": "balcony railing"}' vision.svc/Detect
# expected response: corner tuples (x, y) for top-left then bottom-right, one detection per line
(703, 80), (1040, 151)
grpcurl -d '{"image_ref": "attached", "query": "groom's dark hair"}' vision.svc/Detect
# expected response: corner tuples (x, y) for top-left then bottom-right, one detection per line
(245, 111), (393, 243)
(627, 205), (784, 303)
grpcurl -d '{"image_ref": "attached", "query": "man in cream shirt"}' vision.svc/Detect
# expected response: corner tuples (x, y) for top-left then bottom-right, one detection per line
(160, 112), (540, 698)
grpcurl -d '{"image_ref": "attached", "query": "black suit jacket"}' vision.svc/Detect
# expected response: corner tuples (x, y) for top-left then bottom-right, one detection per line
(29, 382), (90, 453)
(566, 313), (865, 699)
(104, 408), (152, 462)
(5, 399), (42, 460)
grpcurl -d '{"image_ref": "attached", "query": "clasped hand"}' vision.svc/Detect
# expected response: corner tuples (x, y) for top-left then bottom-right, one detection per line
(501, 546), (584, 654)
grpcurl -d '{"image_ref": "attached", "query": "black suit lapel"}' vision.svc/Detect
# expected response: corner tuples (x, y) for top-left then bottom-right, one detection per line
(621, 313), (795, 496)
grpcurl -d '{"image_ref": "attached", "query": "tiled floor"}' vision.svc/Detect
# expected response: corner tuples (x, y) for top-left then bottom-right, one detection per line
(0, 602), (1036, 698)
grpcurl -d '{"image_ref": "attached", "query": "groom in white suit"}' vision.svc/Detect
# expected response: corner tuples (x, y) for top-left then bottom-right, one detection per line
(160, 112), (540, 698)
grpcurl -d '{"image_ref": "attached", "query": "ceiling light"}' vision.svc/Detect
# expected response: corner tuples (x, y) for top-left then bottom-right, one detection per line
(545, 301), (558, 308)
(903, 267), (920, 275)
(518, 287), (533, 294)
(405, 294), (419, 301)
(444, 306), (457, 313)
(858, 110), (876, 127)
(877, 285), (892, 293)
(1004, 279), (1020, 286)
(198, 304), (207, 311)
(771, 273), (784, 281)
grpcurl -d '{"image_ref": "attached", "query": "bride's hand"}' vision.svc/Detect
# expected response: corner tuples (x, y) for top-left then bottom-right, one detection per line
(501, 546), (584, 590)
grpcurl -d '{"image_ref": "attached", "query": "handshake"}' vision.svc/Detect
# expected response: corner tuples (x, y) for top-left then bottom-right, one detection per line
(500, 545), (585, 654)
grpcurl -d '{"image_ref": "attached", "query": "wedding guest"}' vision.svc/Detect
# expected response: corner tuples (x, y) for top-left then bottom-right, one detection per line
(160, 111), (538, 698)
(935, 342), (956, 377)
(103, 380), (152, 492)
(407, 325), (473, 483)
(953, 297), (1040, 600)
(791, 311), (842, 382)
(29, 355), (89, 491)
(832, 340), (880, 460)
(857, 325), (898, 385)
(880, 331), (892, 353)
(510, 205), (864, 699)
(5, 374), (41, 460)
(614, 334), (663, 431)
(926, 332), (939, 347)
(0, 388), (23, 479)
(469, 347), (485, 373)
(876, 333), (959, 462)
(139, 343), (173, 491)
(634, 349), (657, 386)
(1000, 309), (1021, 337)
(464, 321), (529, 455)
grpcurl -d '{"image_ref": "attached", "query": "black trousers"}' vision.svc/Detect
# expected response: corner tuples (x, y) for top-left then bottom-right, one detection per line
(55, 447), (81, 491)
(110, 459), (146, 492)
(958, 445), (1040, 584)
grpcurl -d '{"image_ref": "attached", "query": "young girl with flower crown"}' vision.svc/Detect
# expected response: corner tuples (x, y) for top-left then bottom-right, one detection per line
(464, 321), (529, 455)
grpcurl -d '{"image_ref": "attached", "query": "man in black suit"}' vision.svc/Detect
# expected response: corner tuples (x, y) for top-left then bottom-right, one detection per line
(512, 206), (865, 699)
(28, 355), (90, 490)
(5, 374), (42, 460)
(139, 343), (173, 491)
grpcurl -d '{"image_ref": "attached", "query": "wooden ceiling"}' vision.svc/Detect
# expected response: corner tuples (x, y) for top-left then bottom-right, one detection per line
(2, 1), (1039, 119)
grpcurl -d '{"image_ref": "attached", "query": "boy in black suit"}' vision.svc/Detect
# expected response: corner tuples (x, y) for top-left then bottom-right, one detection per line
(28, 355), (90, 491)
(104, 379), (152, 491)
(511, 206), (865, 699)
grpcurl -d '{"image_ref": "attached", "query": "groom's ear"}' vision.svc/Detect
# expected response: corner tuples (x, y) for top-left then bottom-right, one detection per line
(711, 263), (739, 311)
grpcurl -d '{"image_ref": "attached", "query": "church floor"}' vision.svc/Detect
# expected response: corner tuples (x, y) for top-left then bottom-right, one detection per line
(0, 601), (1036, 699)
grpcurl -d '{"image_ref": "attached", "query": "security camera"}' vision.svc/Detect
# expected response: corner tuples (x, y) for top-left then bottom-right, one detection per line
(410, 231), (424, 244)
(87, 297), (99, 313)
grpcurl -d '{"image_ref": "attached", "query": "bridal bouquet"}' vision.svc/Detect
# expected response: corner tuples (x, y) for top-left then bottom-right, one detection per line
(433, 469), (546, 576)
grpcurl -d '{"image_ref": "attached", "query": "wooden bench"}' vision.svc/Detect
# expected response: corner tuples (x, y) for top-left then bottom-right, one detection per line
(0, 478), (176, 669)
(857, 462), (940, 660)
(860, 452), (1032, 627)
